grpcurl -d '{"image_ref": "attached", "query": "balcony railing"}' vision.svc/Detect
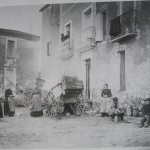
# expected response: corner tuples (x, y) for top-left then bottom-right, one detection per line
(109, 10), (138, 42)
(4, 57), (16, 67)
(77, 26), (96, 53)
(60, 38), (73, 60)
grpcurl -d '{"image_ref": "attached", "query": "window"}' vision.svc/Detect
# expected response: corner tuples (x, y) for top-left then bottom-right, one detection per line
(96, 6), (107, 42)
(64, 23), (71, 37)
(47, 41), (51, 56)
(7, 40), (15, 58)
(61, 21), (72, 42)
(82, 5), (93, 30)
(120, 51), (126, 91)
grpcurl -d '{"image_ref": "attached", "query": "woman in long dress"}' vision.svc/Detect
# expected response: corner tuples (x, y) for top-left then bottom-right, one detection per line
(100, 84), (112, 117)
(4, 84), (13, 116)
(29, 86), (43, 117)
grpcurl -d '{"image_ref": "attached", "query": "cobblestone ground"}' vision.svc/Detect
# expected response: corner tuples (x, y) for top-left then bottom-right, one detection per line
(0, 107), (150, 149)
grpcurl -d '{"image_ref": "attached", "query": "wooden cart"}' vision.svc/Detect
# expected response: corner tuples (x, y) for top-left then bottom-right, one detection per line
(46, 79), (84, 119)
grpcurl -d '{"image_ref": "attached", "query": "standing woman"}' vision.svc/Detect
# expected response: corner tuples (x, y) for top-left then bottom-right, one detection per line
(4, 84), (13, 116)
(100, 84), (112, 117)
(29, 86), (43, 117)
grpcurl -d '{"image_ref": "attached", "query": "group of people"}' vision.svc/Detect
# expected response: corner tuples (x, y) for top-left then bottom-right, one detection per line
(100, 84), (125, 122)
(100, 84), (150, 127)
(1, 83), (150, 128)
(0, 84), (15, 118)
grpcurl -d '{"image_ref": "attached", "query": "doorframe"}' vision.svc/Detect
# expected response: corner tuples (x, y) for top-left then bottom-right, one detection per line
(5, 37), (17, 59)
(117, 48), (126, 92)
(80, 50), (93, 99)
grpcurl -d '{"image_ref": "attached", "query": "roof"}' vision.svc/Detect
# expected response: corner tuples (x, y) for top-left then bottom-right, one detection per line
(39, 4), (51, 12)
(0, 28), (40, 41)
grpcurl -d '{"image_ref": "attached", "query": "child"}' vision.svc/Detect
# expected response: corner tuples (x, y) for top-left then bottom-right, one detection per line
(139, 98), (150, 128)
(109, 97), (125, 122)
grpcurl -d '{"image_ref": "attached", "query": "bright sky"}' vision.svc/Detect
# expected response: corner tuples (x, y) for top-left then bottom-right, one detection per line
(0, 5), (43, 36)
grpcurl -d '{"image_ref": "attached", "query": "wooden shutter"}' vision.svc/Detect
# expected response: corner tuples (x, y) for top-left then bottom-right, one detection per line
(96, 13), (103, 42)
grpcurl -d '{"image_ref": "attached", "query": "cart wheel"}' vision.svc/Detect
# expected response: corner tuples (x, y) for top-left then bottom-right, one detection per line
(76, 104), (84, 116)
(47, 91), (54, 101)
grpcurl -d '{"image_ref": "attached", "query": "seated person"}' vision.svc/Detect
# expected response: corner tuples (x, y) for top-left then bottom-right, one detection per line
(100, 84), (112, 117)
(8, 95), (15, 117)
(139, 98), (150, 128)
(109, 97), (125, 122)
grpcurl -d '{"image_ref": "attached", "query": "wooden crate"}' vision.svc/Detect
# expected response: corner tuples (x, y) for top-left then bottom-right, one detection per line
(62, 80), (84, 91)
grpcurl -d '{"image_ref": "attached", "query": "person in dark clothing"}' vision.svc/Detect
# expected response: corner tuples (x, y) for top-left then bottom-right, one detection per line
(0, 98), (4, 118)
(139, 98), (150, 128)
(100, 84), (112, 117)
(101, 84), (112, 98)
(4, 84), (13, 116)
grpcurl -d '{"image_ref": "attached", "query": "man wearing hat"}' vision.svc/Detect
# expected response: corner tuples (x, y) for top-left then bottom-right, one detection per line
(140, 98), (150, 128)
(109, 97), (125, 122)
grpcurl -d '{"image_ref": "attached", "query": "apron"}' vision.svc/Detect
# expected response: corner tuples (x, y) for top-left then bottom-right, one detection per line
(100, 97), (112, 113)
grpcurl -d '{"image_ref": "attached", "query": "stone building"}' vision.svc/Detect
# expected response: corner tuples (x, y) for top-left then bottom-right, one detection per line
(0, 28), (40, 91)
(40, 1), (150, 102)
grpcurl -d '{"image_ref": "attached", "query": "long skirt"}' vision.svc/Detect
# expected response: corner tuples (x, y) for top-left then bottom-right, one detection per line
(0, 103), (4, 118)
(4, 101), (10, 116)
(100, 97), (112, 114)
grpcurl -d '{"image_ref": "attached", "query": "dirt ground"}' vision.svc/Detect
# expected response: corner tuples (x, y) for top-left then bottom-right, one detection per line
(0, 107), (150, 149)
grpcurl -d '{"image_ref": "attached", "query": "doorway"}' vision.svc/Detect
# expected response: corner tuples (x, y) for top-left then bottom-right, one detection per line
(120, 51), (126, 91)
(85, 59), (91, 99)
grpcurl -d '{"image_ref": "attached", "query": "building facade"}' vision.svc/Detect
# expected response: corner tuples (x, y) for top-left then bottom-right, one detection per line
(0, 28), (40, 92)
(40, 1), (150, 102)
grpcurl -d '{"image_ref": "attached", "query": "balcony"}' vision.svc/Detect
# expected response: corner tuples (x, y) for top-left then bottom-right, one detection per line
(4, 57), (16, 68)
(109, 10), (138, 42)
(59, 38), (73, 60)
(77, 26), (96, 53)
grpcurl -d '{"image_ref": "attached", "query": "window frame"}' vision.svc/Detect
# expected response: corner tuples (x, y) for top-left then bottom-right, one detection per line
(6, 38), (17, 59)
(64, 20), (72, 39)
(82, 4), (93, 31)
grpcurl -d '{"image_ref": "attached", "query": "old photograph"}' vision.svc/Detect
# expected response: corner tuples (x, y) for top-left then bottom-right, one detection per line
(0, 0), (150, 149)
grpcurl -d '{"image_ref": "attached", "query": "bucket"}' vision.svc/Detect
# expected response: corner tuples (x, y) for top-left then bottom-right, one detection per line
(133, 107), (139, 117)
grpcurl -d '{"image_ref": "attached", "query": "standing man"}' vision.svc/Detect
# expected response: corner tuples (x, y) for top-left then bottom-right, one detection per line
(100, 84), (112, 117)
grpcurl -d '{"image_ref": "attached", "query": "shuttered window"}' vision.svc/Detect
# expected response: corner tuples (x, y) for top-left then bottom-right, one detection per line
(96, 13), (103, 41)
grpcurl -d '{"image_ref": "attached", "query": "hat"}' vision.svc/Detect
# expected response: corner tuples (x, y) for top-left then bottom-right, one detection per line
(144, 98), (150, 101)
(113, 97), (119, 101)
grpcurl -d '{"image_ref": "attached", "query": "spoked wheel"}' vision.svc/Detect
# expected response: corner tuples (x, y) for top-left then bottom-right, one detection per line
(47, 91), (54, 102)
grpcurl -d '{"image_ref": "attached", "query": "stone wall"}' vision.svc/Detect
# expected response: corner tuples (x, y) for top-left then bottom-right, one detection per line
(41, 2), (150, 105)
(92, 1), (150, 103)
